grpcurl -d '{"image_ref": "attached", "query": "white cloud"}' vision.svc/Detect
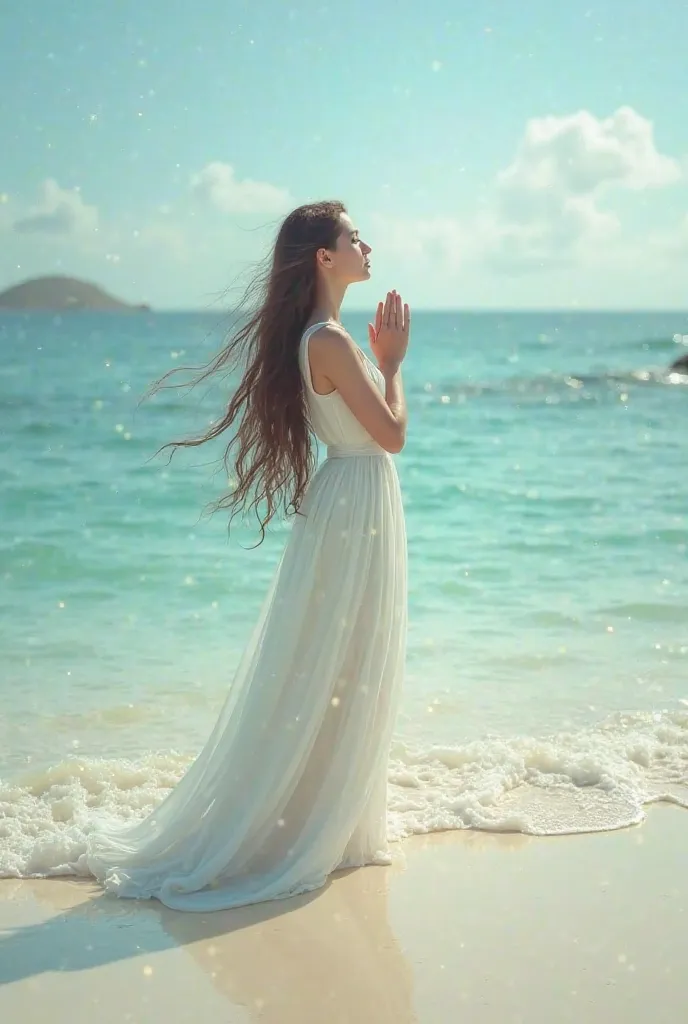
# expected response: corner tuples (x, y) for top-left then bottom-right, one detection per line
(190, 162), (293, 214)
(482, 195), (620, 272)
(488, 107), (681, 270)
(13, 179), (99, 236)
(498, 107), (680, 201)
(370, 109), (683, 280)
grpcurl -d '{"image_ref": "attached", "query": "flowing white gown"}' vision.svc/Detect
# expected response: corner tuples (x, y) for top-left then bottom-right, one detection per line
(78, 322), (408, 911)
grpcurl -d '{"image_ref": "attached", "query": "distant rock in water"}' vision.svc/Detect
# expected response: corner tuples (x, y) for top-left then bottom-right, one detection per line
(669, 352), (688, 373)
(0, 275), (151, 312)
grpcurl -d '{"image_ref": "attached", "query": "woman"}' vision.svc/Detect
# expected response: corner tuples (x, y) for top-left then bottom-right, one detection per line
(81, 200), (410, 911)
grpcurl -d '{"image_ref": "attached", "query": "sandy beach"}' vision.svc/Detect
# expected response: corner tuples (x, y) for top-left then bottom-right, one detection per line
(0, 806), (685, 1023)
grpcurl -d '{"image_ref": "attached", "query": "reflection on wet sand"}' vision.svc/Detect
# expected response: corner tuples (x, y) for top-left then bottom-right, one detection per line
(158, 864), (416, 1023)
(0, 861), (416, 1023)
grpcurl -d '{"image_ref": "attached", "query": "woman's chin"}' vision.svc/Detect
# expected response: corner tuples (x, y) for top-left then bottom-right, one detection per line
(349, 266), (371, 285)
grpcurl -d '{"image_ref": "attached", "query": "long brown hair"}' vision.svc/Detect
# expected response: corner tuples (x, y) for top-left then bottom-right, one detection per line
(147, 200), (346, 543)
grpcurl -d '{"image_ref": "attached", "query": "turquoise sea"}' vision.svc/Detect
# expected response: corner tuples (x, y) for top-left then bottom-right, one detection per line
(1, 310), (687, 864)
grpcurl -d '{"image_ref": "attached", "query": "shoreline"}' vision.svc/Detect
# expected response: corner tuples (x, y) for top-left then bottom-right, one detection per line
(1, 805), (685, 1022)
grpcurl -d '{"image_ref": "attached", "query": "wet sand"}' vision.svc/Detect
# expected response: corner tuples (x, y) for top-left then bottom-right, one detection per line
(0, 806), (685, 1023)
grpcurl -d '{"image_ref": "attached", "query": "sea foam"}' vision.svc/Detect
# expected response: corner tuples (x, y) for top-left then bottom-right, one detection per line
(1, 709), (686, 878)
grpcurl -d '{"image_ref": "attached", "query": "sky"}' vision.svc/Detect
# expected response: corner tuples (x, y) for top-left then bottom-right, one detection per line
(1, 0), (687, 310)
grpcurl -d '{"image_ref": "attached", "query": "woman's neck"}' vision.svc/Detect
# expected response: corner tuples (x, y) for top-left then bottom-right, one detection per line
(312, 277), (347, 324)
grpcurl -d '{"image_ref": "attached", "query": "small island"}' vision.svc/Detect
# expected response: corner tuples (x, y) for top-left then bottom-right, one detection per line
(0, 275), (151, 312)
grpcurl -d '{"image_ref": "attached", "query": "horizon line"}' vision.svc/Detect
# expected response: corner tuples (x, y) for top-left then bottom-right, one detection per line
(2, 306), (688, 316)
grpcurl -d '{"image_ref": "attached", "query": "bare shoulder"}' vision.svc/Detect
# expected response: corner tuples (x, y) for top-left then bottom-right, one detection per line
(308, 324), (363, 367)
(308, 323), (353, 353)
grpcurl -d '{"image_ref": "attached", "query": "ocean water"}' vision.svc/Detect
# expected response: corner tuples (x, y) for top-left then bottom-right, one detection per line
(1, 309), (687, 870)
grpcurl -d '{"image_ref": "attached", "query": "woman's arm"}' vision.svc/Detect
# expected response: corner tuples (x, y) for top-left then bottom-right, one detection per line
(307, 291), (410, 453)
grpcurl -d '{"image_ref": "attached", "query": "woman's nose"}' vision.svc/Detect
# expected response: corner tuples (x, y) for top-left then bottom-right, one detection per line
(362, 240), (371, 254)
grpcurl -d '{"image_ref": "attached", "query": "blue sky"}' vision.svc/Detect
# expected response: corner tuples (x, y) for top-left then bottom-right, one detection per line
(1, 0), (687, 309)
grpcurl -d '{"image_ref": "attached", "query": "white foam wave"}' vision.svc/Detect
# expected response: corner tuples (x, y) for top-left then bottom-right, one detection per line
(1, 710), (687, 877)
(388, 709), (688, 837)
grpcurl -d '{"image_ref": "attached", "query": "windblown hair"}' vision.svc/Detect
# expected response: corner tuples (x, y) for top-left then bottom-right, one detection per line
(147, 200), (346, 543)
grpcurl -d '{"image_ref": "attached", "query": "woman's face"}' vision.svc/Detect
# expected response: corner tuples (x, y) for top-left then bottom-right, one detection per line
(321, 212), (372, 285)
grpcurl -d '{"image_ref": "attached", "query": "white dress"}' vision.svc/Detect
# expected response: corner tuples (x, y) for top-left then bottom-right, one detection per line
(77, 322), (408, 911)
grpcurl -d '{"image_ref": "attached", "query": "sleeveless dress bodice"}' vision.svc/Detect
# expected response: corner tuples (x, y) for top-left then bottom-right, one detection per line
(299, 321), (387, 457)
